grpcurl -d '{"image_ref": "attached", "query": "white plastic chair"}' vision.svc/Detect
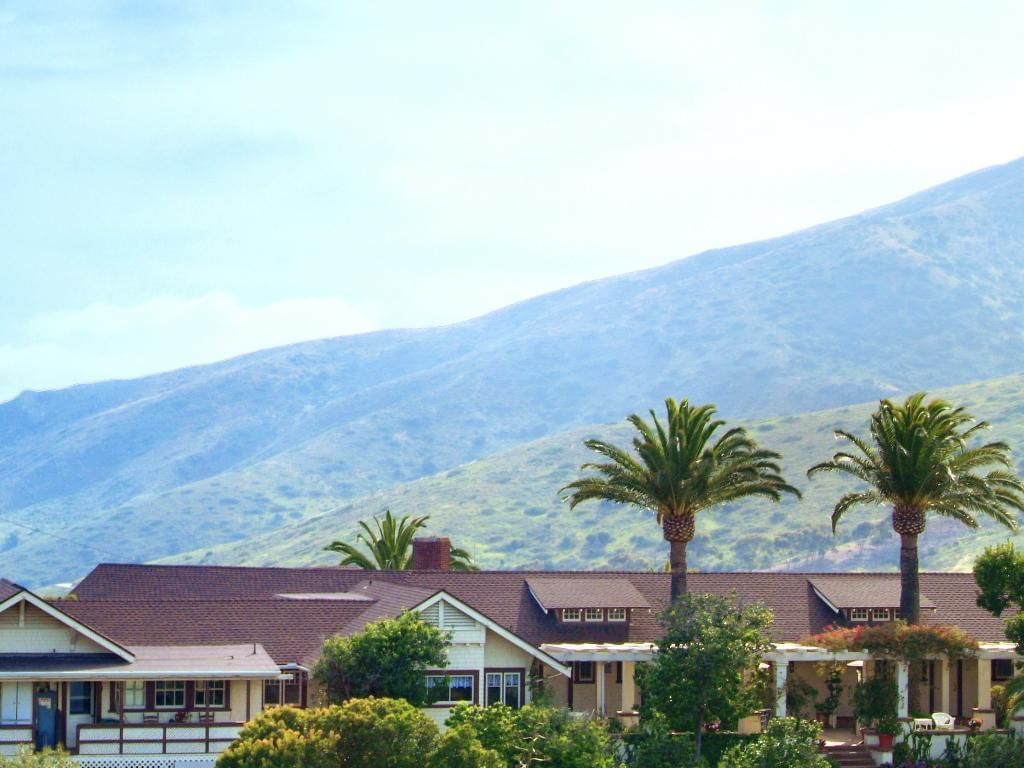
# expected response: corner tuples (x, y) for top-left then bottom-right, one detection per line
(931, 712), (955, 730)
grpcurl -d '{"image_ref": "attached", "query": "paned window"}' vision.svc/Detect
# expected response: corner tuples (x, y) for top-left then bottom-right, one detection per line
(154, 681), (185, 709)
(485, 672), (522, 708)
(263, 679), (281, 706)
(194, 681), (225, 708)
(69, 682), (93, 715)
(872, 608), (890, 621)
(425, 674), (474, 703)
(850, 608), (869, 621)
(574, 661), (595, 683)
(608, 608), (627, 622)
(125, 680), (145, 708)
(584, 608), (604, 622)
(264, 672), (306, 707)
(562, 609), (581, 622)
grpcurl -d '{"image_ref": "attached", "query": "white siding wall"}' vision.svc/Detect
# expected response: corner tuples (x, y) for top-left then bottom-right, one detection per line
(0, 603), (108, 654)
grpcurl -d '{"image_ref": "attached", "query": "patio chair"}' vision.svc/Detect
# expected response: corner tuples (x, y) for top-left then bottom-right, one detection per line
(931, 712), (955, 730)
(142, 713), (159, 723)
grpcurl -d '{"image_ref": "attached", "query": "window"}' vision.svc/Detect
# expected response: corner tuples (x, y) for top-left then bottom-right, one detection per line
(154, 681), (185, 709)
(69, 682), (93, 715)
(562, 609), (581, 622)
(573, 662), (595, 683)
(993, 659), (1014, 682)
(263, 679), (281, 706)
(485, 672), (522, 708)
(850, 608), (869, 622)
(872, 608), (890, 622)
(608, 608), (627, 622)
(194, 681), (225, 708)
(425, 674), (474, 704)
(584, 608), (604, 622)
(125, 680), (145, 708)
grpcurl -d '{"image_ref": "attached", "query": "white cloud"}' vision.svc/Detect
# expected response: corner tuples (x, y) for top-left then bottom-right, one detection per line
(0, 294), (376, 402)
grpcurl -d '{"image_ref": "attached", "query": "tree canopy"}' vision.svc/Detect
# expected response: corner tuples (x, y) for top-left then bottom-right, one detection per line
(974, 542), (1024, 712)
(561, 398), (799, 599)
(311, 612), (449, 706)
(809, 392), (1024, 624)
(636, 591), (774, 763)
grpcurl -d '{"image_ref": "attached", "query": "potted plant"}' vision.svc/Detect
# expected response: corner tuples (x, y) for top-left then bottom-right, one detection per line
(876, 714), (900, 749)
(852, 672), (899, 748)
(817, 664), (844, 729)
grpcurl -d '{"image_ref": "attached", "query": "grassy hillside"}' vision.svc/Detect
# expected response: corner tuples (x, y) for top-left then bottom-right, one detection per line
(161, 373), (1024, 575)
(4, 157), (1024, 586)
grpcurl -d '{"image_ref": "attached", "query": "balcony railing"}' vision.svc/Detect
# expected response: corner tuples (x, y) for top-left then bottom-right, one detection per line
(77, 722), (243, 756)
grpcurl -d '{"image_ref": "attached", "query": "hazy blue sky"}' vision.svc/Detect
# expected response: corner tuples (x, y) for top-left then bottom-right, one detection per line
(2, 1), (1023, 401)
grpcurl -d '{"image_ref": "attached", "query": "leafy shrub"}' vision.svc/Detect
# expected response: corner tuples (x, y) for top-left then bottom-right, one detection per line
(445, 703), (618, 768)
(962, 731), (1024, 768)
(217, 698), (437, 768)
(717, 718), (832, 768)
(0, 748), (76, 768)
(426, 723), (503, 768)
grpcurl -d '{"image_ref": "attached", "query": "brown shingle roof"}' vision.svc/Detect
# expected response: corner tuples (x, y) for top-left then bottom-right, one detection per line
(70, 565), (1017, 656)
(809, 576), (936, 611)
(526, 578), (650, 610)
(0, 579), (23, 602)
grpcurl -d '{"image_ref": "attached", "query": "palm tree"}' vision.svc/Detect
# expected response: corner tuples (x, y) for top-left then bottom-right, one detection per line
(560, 398), (801, 600)
(808, 393), (1024, 625)
(324, 509), (477, 571)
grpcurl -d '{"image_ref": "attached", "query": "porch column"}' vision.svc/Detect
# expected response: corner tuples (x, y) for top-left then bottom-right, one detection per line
(977, 658), (992, 709)
(774, 662), (788, 717)
(937, 659), (951, 714)
(896, 661), (909, 719)
(596, 662), (606, 715)
(620, 661), (637, 713)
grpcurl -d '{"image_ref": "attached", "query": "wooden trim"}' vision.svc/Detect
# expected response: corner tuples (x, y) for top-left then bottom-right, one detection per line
(145, 681), (155, 711)
(245, 680), (251, 722)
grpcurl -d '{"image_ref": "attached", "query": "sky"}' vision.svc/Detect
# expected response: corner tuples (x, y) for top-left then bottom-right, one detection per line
(2, 1), (1024, 402)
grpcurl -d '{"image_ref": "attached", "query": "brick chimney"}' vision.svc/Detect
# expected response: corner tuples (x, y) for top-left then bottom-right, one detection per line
(412, 537), (451, 571)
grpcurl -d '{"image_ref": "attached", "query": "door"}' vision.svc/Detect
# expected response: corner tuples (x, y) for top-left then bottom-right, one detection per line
(34, 690), (57, 749)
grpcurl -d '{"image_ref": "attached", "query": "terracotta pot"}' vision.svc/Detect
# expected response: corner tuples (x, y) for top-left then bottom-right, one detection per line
(877, 732), (894, 749)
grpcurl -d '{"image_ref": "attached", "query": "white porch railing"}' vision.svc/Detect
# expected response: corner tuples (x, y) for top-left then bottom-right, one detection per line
(0, 724), (33, 756)
(73, 757), (217, 768)
(77, 722), (242, 757)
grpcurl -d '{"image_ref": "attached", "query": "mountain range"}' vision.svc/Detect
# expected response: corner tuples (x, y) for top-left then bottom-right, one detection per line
(2, 157), (1024, 587)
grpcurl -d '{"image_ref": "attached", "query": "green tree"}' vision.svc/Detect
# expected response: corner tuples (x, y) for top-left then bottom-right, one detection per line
(718, 717), (832, 768)
(561, 398), (799, 599)
(974, 542), (1024, 713)
(635, 591), (774, 763)
(323, 509), (477, 570)
(0, 748), (76, 768)
(312, 612), (449, 705)
(427, 724), (503, 768)
(217, 699), (439, 768)
(809, 393), (1024, 624)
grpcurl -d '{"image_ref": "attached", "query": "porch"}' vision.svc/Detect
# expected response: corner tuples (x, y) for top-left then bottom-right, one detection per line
(540, 642), (654, 724)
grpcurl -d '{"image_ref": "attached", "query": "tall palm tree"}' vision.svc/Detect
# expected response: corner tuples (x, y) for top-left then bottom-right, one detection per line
(560, 398), (800, 600)
(324, 509), (478, 571)
(808, 393), (1024, 625)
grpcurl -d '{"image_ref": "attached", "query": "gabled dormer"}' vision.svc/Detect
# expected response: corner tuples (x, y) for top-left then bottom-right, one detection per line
(526, 578), (650, 625)
(809, 576), (936, 625)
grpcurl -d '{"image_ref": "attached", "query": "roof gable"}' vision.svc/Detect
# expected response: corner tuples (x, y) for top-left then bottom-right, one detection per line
(527, 578), (650, 611)
(809, 576), (936, 612)
(0, 589), (134, 662)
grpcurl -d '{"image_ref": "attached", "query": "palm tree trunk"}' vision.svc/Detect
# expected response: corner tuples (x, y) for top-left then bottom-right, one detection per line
(899, 533), (920, 625)
(669, 540), (687, 601)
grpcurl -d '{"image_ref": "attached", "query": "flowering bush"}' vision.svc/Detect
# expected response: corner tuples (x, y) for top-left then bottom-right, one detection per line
(803, 622), (977, 661)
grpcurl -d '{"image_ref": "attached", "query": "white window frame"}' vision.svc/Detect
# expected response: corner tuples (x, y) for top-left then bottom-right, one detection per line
(562, 608), (581, 622)
(154, 681), (185, 709)
(871, 608), (890, 622)
(485, 671), (522, 708)
(584, 608), (604, 622)
(194, 680), (226, 708)
(425, 674), (474, 705)
(850, 608), (869, 622)
(124, 680), (145, 709)
(608, 608), (627, 622)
